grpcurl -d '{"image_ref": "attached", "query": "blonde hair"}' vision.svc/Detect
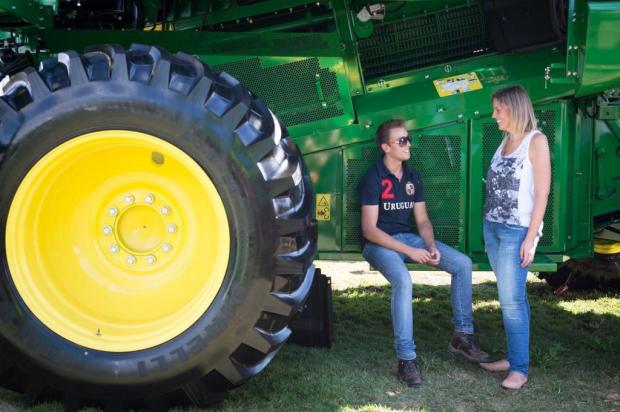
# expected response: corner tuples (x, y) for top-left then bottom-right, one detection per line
(491, 85), (537, 138)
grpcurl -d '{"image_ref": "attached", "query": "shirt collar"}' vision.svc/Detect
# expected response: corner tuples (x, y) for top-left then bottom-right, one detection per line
(376, 157), (412, 178)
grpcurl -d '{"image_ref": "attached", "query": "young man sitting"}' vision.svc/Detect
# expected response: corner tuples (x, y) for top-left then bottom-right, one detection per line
(358, 119), (490, 386)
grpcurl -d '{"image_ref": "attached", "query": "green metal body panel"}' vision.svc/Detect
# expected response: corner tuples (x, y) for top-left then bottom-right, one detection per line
(0, 0), (54, 28)
(1, 0), (619, 267)
(593, 118), (620, 218)
(304, 148), (343, 251)
(577, 2), (620, 97)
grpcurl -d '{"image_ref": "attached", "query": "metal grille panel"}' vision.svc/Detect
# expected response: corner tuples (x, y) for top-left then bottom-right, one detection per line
(344, 135), (464, 250)
(358, 4), (493, 80)
(214, 57), (344, 127)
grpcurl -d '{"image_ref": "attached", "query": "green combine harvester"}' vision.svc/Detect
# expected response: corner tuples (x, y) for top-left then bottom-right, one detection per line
(0, 0), (618, 409)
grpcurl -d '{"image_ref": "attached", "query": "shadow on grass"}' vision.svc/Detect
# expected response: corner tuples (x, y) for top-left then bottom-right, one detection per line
(220, 281), (620, 412)
(0, 282), (618, 411)
(339, 281), (620, 367)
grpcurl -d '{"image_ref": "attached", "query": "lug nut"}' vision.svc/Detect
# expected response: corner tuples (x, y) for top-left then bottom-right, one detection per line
(144, 194), (154, 204)
(103, 226), (112, 235)
(108, 207), (118, 217)
(124, 195), (135, 204)
(109, 244), (120, 254)
(126, 255), (137, 265)
(146, 255), (156, 264)
(167, 224), (177, 233)
(162, 243), (172, 253)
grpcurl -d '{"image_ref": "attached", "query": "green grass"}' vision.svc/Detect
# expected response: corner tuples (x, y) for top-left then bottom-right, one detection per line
(1, 280), (619, 411)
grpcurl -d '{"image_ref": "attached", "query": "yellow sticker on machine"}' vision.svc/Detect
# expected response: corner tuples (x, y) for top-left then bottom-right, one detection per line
(433, 72), (483, 97)
(316, 194), (331, 221)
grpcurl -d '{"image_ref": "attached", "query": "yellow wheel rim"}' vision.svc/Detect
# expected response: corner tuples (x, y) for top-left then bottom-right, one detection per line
(6, 131), (230, 352)
(594, 239), (620, 255)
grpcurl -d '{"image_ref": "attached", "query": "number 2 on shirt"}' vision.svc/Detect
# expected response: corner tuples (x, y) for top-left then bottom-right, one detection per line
(381, 179), (395, 200)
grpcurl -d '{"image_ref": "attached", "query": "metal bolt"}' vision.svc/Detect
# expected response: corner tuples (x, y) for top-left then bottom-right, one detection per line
(126, 255), (137, 265)
(162, 243), (172, 253)
(167, 224), (177, 233)
(108, 207), (118, 217)
(110, 244), (120, 254)
(124, 195), (134, 204)
(146, 255), (156, 265)
(144, 194), (154, 204)
(474, 110), (480, 116)
(161, 206), (170, 216)
(103, 226), (113, 235)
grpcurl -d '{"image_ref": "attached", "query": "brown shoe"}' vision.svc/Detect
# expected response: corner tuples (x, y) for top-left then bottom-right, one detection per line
(448, 332), (491, 363)
(501, 371), (528, 389)
(479, 359), (510, 372)
(397, 359), (422, 387)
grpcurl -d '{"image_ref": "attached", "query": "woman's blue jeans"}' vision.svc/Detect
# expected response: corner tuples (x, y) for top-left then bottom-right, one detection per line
(483, 219), (530, 376)
(362, 232), (474, 361)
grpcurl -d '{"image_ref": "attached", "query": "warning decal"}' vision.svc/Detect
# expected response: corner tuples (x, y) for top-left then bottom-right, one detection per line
(315, 194), (331, 221)
(433, 72), (483, 97)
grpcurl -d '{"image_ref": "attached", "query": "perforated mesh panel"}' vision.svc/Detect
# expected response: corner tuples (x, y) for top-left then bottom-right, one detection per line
(480, 109), (557, 247)
(214, 57), (344, 127)
(344, 136), (464, 251)
(344, 148), (380, 250)
(411, 135), (463, 246)
(358, 4), (493, 80)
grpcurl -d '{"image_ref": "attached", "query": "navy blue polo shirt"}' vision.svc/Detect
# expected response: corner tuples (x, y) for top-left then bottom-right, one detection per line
(358, 158), (425, 238)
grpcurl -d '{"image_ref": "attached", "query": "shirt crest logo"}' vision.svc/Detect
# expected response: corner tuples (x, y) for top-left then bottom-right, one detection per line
(405, 181), (415, 196)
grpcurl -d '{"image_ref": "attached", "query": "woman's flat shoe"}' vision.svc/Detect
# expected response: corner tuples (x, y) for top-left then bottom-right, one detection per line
(479, 359), (510, 372)
(501, 371), (528, 389)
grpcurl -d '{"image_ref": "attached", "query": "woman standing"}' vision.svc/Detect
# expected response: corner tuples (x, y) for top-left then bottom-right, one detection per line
(479, 85), (551, 389)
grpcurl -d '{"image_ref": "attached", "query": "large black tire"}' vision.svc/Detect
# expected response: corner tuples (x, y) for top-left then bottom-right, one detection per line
(0, 44), (316, 409)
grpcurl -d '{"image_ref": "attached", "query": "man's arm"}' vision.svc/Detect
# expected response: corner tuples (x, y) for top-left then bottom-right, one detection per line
(413, 202), (440, 264)
(361, 204), (432, 264)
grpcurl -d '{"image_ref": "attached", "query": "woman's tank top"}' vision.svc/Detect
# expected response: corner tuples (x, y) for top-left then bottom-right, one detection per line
(484, 129), (543, 234)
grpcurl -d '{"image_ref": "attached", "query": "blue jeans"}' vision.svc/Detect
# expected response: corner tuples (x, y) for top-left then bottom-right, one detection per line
(362, 232), (474, 361)
(483, 219), (530, 376)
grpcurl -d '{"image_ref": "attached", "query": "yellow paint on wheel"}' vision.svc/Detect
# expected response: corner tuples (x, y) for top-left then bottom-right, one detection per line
(594, 239), (620, 255)
(6, 131), (230, 352)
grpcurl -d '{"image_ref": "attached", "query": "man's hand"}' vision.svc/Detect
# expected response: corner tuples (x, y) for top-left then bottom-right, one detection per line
(427, 245), (441, 265)
(407, 247), (432, 264)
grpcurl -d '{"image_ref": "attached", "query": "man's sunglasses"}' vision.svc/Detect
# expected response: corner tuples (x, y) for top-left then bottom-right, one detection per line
(388, 135), (412, 147)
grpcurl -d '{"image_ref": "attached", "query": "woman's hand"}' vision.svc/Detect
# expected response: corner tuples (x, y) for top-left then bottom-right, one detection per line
(520, 236), (537, 268)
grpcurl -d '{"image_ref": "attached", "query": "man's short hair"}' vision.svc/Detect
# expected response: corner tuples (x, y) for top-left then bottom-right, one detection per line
(375, 119), (404, 150)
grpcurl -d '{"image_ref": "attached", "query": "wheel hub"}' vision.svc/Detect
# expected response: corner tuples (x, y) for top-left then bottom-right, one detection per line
(99, 192), (177, 270)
